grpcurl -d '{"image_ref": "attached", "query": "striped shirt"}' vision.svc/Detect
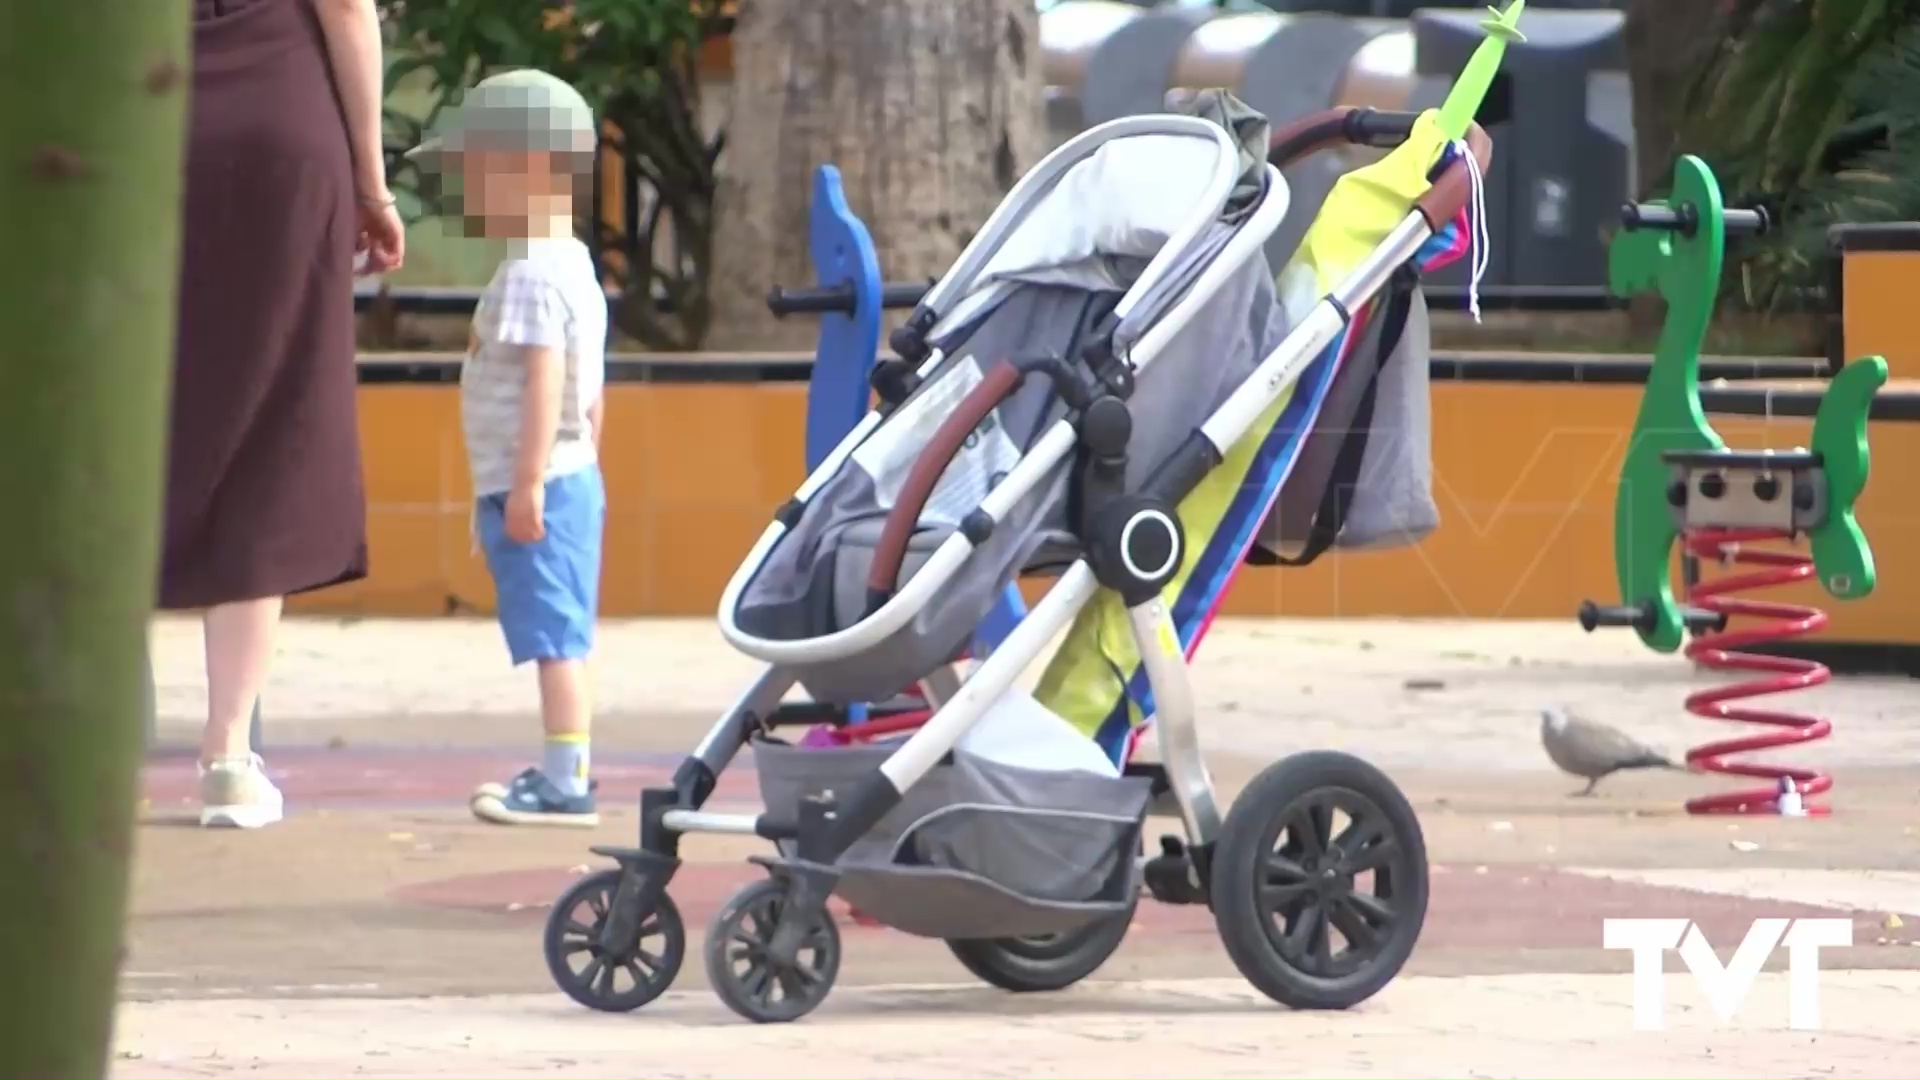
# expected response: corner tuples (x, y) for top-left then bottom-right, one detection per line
(461, 238), (608, 497)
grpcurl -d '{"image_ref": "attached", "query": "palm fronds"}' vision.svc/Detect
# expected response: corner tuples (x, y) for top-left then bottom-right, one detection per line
(1670, 0), (1920, 310)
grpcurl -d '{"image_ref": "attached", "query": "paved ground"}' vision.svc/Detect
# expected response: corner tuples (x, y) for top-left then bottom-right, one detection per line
(117, 615), (1920, 1077)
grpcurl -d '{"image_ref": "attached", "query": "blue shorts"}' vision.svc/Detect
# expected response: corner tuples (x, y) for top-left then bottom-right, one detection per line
(476, 465), (605, 666)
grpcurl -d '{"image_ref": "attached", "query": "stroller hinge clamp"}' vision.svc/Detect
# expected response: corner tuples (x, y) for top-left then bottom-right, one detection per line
(888, 308), (938, 364)
(869, 358), (920, 407)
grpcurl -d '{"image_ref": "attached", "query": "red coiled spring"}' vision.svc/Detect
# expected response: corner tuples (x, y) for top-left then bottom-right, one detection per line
(1681, 527), (1833, 816)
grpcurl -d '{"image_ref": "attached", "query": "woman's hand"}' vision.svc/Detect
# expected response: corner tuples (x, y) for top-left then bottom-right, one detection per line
(357, 198), (406, 274)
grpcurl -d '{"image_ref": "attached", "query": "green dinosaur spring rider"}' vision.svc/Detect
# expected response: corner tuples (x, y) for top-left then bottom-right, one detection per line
(1577, 155), (1888, 816)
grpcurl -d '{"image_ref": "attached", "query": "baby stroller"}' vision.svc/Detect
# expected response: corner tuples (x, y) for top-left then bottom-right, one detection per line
(543, 13), (1515, 1025)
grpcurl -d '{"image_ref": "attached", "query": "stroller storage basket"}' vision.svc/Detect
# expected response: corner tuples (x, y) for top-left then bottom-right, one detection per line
(753, 740), (1151, 940)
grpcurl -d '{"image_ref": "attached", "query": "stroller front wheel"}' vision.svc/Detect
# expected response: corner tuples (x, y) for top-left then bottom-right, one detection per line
(945, 900), (1135, 993)
(705, 878), (842, 1023)
(1210, 751), (1428, 1010)
(544, 868), (686, 1013)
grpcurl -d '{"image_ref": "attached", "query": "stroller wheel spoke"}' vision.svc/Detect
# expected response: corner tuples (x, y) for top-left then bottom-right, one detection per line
(1345, 838), (1400, 875)
(1260, 880), (1312, 911)
(775, 966), (811, 1002)
(1259, 857), (1305, 907)
(1326, 896), (1380, 954)
(1332, 811), (1386, 856)
(1285, 803), (1328, 860)
(578, 956), (606, 992)
(1281, 903), (1324, 963)
(745, 964), (775, 1004)
(1304, 802), (1334, 858)
(1310, 905), (1335, 970)
(1345, 890), (1396, 927)
(1264, 852), (1309, 883)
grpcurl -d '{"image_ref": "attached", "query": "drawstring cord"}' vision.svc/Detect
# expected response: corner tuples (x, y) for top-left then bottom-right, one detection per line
(1454, 138), (1490, 323)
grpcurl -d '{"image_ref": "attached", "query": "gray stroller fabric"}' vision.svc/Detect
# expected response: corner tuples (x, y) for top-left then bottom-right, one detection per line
(1174, 89), (1271, 219)
(754, 740), (1151, 940)
(1256, 284), (1438, 561)
(732, 257), (1281, 705)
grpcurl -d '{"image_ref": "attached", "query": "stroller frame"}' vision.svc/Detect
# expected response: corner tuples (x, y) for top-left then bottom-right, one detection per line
(547, 105), (1484, 1024)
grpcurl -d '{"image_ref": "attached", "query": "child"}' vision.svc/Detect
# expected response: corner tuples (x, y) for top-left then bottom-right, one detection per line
(409, 70), (609, 826)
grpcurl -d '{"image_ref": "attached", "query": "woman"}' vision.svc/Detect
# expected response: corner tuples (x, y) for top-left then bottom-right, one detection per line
(172, 0), (404, 828)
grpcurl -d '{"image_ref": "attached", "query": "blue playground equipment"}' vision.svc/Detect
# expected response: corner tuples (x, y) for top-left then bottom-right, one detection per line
(765, 166), (1028, 709)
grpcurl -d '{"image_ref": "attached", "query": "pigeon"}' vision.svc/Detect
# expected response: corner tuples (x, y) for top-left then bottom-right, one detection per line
(1540, 706), (1685, 796)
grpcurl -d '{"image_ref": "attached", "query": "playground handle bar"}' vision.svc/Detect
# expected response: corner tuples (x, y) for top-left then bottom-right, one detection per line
(766, 280), (933, 318)
(1621, 202), (1769, 237)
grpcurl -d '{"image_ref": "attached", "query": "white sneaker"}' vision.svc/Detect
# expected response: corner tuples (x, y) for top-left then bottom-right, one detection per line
(198, 754), (285, 829)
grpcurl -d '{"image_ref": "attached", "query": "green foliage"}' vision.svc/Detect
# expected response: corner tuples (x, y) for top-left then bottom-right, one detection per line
(379, 0), (729, 349)
(1675, 0), (1920, 310)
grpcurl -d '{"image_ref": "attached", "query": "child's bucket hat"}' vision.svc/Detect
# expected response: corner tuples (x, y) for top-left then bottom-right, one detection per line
(406, 68), (596, 173)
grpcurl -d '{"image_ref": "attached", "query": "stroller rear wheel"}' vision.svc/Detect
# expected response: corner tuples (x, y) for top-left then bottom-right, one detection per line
(543, 869), (686, 1013)
(705, 878), (842, 1023)
(946, 901), (1135, 993)
(1210, 751), (1427, 1010)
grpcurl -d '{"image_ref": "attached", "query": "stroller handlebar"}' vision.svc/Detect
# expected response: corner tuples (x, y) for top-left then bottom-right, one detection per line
(1345, 108), (1421, 148)
(1268, 107), (1487, 167)
(1268, 107), (1491, 229)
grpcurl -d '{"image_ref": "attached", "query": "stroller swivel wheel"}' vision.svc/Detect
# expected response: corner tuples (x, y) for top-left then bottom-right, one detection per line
(705, 878), (841, 1023)
(543, 869), (685, 1013)
(947, 899), (1135, 993)
(1211, 751), (1427, 1011)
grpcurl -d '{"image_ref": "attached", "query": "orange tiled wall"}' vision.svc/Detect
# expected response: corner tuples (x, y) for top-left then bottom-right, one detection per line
(292, 380), (1920, 646)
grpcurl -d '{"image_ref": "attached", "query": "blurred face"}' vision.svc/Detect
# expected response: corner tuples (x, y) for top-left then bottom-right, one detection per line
(454, 147), (571, 238)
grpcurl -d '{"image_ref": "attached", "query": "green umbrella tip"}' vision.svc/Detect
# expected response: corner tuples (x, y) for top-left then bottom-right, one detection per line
(1479, 2), (1527, 43)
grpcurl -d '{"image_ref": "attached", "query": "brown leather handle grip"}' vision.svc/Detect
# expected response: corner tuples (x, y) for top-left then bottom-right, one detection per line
(864, 361), (1025, 604)
(1266, 106), (1492, 230)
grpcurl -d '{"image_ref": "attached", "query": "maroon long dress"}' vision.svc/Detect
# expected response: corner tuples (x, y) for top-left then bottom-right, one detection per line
(162, 0), (368, 609)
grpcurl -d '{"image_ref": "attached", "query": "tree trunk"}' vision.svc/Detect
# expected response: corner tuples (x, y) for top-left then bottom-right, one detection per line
(1620, 0), (1729, 197)
(708, 0), (1044, 350)
(0, 1), (190, 1074)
